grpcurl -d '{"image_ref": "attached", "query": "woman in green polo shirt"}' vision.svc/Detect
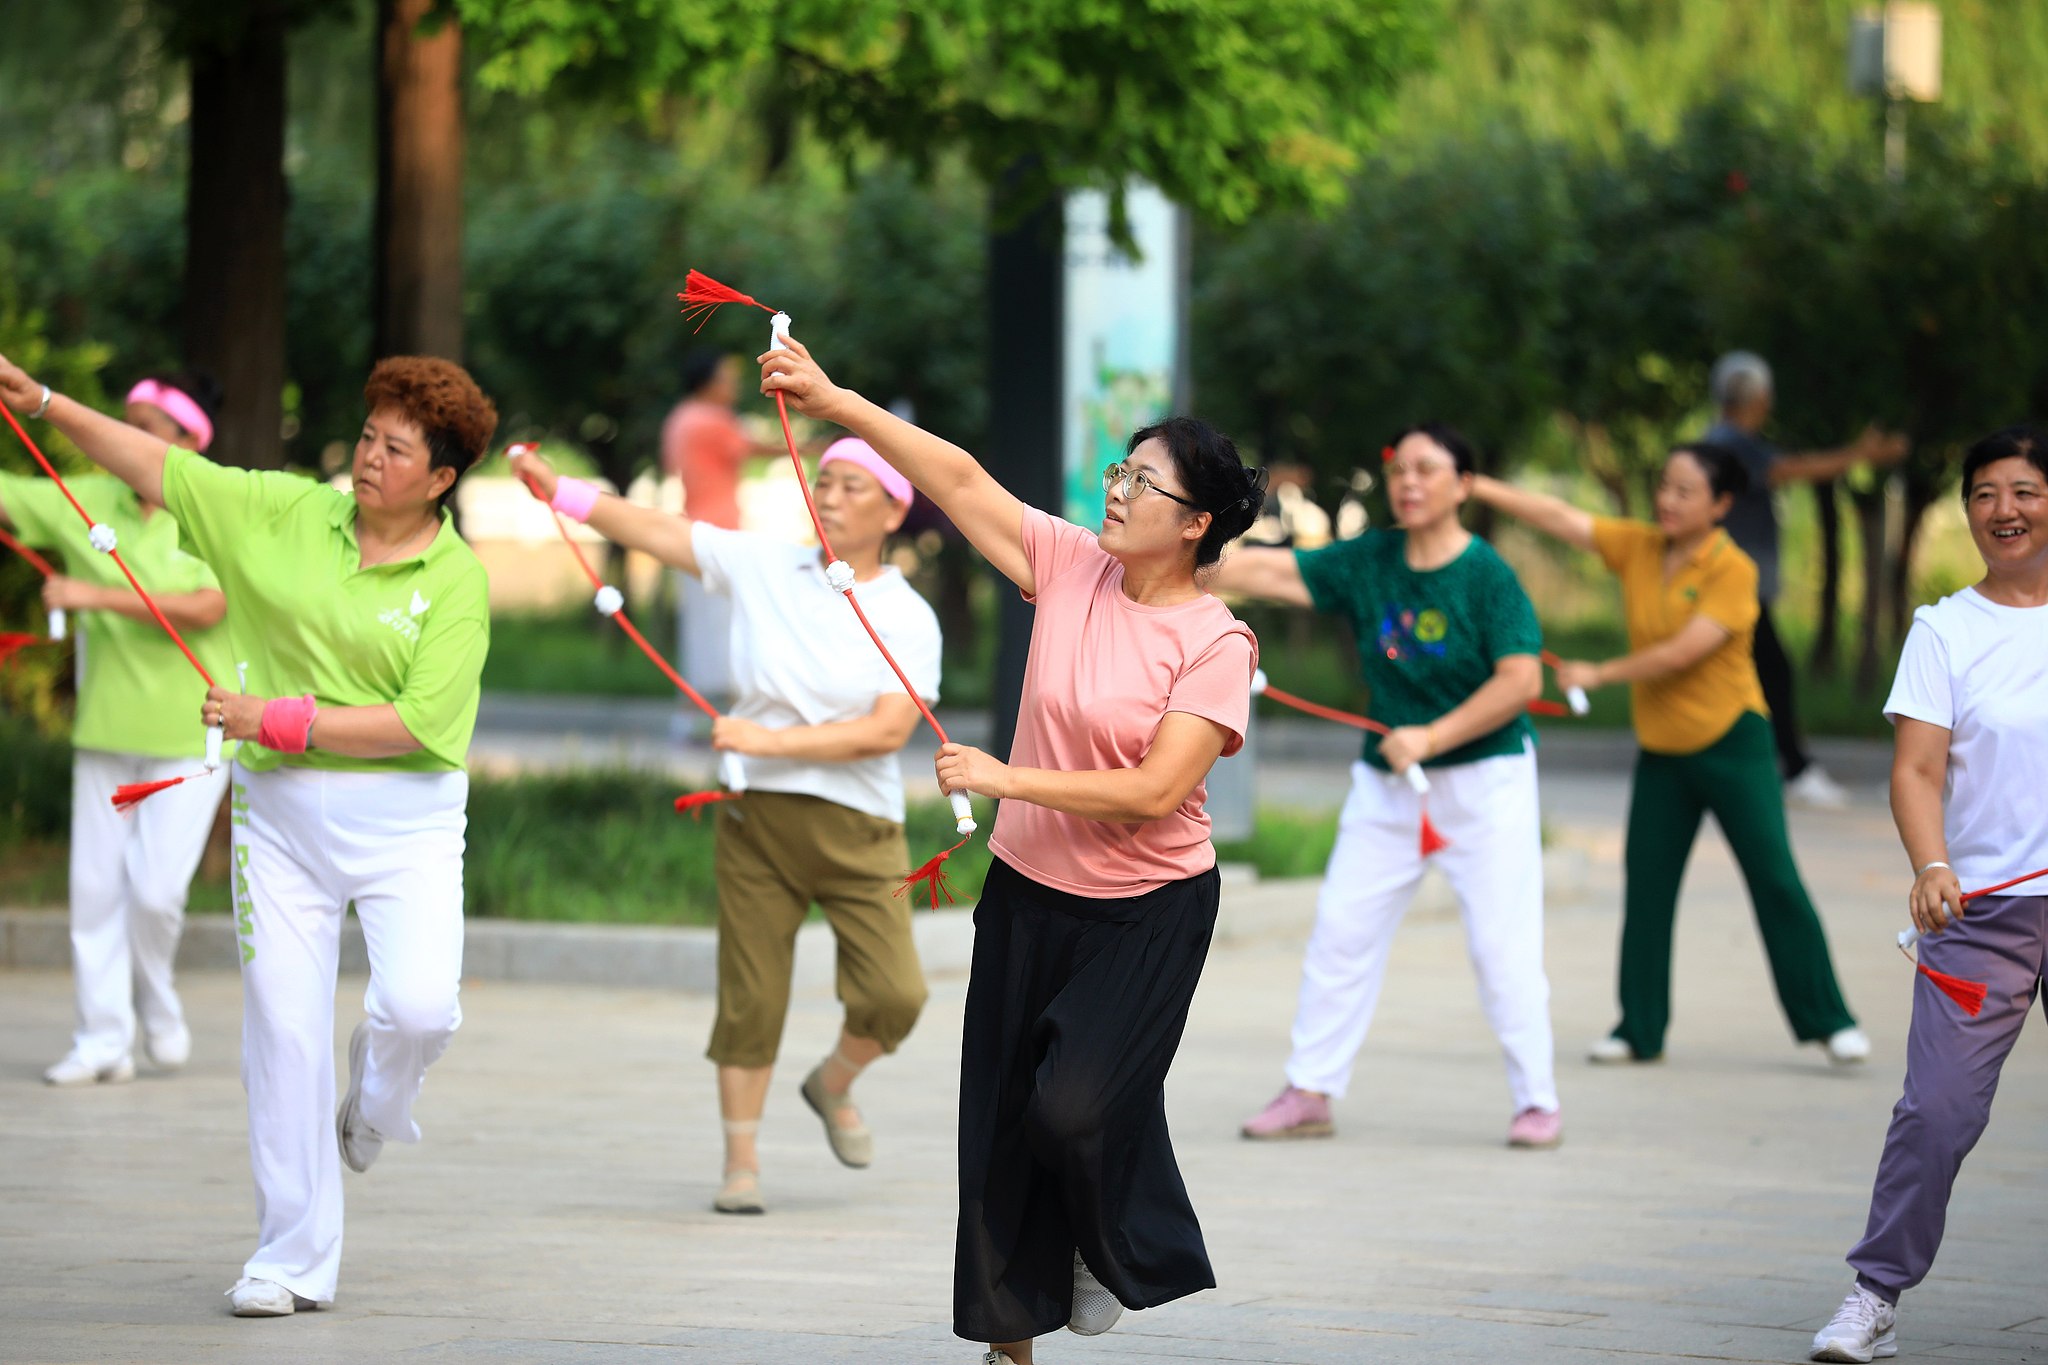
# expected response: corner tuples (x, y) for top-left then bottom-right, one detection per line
(0, 371), (233, 1089)
(0, 350), (497, 1320)
(1472, 442), (1862, 1068)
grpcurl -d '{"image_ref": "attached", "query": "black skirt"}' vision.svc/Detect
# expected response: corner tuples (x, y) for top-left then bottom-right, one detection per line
(953, 856), (1220, 1343)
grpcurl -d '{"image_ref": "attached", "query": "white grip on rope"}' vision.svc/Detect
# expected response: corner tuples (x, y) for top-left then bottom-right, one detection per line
(823, 560), (856, 594)
(1566, 686), (1591, 716)
(720, 750), (748, 795)
(593, 584), (624, 617)
(205, 724), (223, 772)
(950, 790), (977, 836)
(1899, 926), (1923, 951)
(1404, 765), (1432, 795)
(47, 607), (66, 641)
(1250, 668), (1268, 697)
(769, 312), (792, 351)
(88, 523), (117, 553)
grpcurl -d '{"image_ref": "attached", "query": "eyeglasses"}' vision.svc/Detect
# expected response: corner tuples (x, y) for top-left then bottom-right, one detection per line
(1103, 462), (1199, 508)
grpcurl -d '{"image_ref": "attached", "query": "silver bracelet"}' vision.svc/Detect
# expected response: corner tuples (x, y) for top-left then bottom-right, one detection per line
(29, 384), (52, 420)
(1916, 860), (1951, 877)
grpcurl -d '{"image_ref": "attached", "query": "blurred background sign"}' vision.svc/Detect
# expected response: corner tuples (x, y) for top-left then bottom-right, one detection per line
(1849, 3), (1942, 102)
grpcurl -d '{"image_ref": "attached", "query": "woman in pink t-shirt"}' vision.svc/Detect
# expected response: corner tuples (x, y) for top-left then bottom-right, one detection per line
(763, 336), (1263, 1365)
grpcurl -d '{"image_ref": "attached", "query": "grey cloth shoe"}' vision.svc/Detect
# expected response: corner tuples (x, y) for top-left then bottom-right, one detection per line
(801, 1059), (874, 1169)
(713, 1168), (766, 1215)
(335, 1022), (384, 1174)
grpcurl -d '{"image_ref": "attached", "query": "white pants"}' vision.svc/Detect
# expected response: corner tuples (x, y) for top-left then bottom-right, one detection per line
(231, 763), (467, 1303)
(66, 750), (229, 1068)
(1285, 749), (1558, 1114)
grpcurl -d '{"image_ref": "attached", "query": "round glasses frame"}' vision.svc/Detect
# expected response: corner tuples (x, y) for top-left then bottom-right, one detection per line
(1103, 461), (1199, 508)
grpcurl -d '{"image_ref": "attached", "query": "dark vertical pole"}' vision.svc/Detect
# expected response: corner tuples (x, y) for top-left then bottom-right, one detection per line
(984, 172), (1064, 761)
(374, 0), (466, 362)
(184, 3), (288, 470)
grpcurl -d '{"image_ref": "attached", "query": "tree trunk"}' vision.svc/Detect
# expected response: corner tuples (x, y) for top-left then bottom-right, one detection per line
(374, 0), (465, 362)
(1809, 478), (1842, 675)
(184, 7), (288, 471)
(1848, 488), (1888, 697)
(983, 170), (1064, 762)
(1889, 474), (1938, 641)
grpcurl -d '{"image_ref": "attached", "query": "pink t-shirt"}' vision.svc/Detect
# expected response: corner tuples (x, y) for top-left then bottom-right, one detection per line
(661, 400), (750, 529)
(989, 508), (1258, 898)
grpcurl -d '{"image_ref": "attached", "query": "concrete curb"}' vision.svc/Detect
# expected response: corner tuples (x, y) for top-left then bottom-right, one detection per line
(0, 849), (1589, 992)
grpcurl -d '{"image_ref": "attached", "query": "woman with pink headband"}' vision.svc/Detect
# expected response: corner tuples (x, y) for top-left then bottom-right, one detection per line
(510, 435), (942, 1217)
(0, 370), (234, 1088)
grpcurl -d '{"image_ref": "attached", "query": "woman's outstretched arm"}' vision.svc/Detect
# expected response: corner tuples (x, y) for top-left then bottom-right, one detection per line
(0, 354), (170, 505)
(1469, 474), (1597, 552)
(761, 335), (1033, 594)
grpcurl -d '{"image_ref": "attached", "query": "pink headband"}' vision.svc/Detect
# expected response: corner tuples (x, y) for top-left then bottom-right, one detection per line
(818, 437), (913, 507)
(127, 380), (214, 453)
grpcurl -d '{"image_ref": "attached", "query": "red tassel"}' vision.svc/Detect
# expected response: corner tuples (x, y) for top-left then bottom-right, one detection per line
(677, 270), (775, 331)
(896, 835), (971, 912)
(673, 789), (741, 820)
(1419, 809), (1450, 857)
(112, 776), (190, 811)
(1526, 698), (1570, 717)
(0, 632), (39, 667)
(1915, 962), (1988, 1017)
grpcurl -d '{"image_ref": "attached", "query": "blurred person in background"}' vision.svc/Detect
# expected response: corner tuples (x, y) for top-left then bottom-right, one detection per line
(0, 371), (233, 1087)
(660, 349), (789, 711)
(1703, 351), (1908, 809)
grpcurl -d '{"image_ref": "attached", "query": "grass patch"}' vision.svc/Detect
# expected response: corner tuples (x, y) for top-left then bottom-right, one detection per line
(1215, 805), (1340, 880)
(480, 610), (680, 698)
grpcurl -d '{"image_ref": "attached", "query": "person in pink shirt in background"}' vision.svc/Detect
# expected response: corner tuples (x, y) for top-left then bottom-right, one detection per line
(661, 350), (786, 702)
(761, 335), (1265, 1365)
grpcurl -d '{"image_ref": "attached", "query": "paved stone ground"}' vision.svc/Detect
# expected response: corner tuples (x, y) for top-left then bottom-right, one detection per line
(3, 774), (2044, 1365)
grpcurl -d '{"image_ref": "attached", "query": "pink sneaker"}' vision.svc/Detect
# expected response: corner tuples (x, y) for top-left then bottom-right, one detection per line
(1240, 1086), (1334, 1140)
(1507, 1107), (1562, 1149)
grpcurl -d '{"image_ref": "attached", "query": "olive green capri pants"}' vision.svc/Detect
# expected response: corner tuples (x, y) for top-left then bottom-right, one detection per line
(708, 790), (929, 1068)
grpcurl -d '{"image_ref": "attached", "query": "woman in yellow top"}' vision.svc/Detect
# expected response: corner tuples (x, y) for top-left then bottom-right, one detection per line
(1473, 442), (1863, 1066)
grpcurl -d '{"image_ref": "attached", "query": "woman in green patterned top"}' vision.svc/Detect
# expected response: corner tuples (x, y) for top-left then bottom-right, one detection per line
(1215, 424), (1562, 1149)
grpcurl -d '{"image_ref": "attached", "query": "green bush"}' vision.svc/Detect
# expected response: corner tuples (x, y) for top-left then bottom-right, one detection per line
(0, 711), (71, 851)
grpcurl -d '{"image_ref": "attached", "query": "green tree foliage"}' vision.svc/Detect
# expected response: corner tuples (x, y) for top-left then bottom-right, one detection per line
(456, 0), (1438, 227)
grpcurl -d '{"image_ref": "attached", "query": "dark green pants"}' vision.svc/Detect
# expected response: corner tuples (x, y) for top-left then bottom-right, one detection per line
(1616, 711), (1856, 1058)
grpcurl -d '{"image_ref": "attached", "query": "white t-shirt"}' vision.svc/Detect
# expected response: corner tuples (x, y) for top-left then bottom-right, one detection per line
(693, 524), (942, 823)
(1883, 586), (2048, 889)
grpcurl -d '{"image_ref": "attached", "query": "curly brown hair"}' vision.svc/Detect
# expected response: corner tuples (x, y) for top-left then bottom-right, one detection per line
(362, 357), (498, 498)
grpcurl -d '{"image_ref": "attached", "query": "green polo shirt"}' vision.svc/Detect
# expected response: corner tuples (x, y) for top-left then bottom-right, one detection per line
(1294, 528), (1542, 771)
(159, 446), (490, 773)
(0, 471), (234, 760)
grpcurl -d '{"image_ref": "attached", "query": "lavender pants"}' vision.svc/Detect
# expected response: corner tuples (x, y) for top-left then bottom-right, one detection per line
(1848, 894), (2047, 1303)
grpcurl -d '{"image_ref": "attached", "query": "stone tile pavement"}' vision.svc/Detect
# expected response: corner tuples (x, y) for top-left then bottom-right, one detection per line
(2, 782), (2043, 1364)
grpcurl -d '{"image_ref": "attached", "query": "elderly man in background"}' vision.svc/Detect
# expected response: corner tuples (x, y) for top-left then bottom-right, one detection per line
(1702, 351), (1907, 809)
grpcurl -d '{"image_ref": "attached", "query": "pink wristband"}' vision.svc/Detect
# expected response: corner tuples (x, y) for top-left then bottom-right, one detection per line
(257, 695), (318, 754)
(551, 476), (601, 523)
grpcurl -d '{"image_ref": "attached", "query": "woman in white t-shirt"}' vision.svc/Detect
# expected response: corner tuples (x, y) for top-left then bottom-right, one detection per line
(511, 439), (941, 1217)
(1810, 426), (2048, 1364)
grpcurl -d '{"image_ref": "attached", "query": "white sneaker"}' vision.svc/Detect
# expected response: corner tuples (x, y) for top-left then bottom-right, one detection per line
(226, 1277), (318, 1317)
(1587, 1036), (1661, 1064)
(44, 1052), (135, 1086)
(146, 1025), (192, 1070)
(1068, 1251), (1123, 1336)
(1787, 765), (1851, 810)
(1826, 1027), (1872, 1066)
(335, 1022), (384, 1174)
(1810, 1284), (1897, 1361)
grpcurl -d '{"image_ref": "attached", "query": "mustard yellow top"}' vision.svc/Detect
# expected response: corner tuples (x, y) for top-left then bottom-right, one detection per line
(1592, 517), (1766, 755)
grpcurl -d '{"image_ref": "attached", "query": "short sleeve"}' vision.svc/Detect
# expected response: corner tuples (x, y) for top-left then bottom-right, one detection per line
(1166, 626), (1257, 758)
(1293, 536), (1366, 619)
(689, 522), (780, 599)
(1884, 612), (1953, 731)
(1480, 556), (1542, 661)
(1694, 546), (1761, 635)
(873, 593), (943, 705)
(1018, 507), (1105, 600)
(160, 445), (325, 566)
(392, 565), (491, 766)
(0, 471), (75, 549)
(1591, 516), (1652, 575)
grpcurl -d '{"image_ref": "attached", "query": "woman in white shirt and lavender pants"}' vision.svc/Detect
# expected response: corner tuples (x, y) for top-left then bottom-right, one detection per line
(1811, 426), (2048, 1363)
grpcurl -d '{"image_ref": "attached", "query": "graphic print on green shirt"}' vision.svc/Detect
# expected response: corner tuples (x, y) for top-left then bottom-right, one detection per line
(159, 445), (490, 774)
(1292, 529), (1541, 770)
(0, 471), (235, 760)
